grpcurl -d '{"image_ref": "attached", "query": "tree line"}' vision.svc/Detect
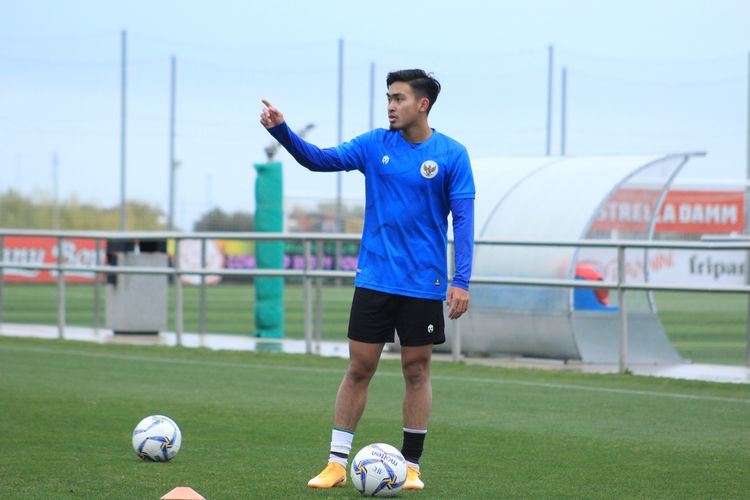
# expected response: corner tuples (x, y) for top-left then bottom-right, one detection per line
(0, 189), (166, 230)
(0, 189), (364, 233)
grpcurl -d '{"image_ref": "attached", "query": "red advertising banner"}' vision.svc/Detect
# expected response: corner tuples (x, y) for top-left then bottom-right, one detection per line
(592, 189), (744, 233)
(2, 237), (103, 283)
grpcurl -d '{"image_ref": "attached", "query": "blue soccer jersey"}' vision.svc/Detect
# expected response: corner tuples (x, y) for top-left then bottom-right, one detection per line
(267, 123), (475, 300)
(336, 129), (474, 299)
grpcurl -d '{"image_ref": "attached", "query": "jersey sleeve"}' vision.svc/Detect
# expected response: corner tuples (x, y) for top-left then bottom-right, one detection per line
(267, 122), (352, 172)
(448, 146), (475, 200)
(450, 197), (474, 290)
(335, 131), (376, 174)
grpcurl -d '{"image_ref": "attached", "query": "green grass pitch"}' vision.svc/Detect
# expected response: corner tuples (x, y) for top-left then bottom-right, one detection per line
(1, 336), (748, 499)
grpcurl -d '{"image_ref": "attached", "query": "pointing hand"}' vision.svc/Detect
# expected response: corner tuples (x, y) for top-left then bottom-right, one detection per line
(260, 99), (285, 128)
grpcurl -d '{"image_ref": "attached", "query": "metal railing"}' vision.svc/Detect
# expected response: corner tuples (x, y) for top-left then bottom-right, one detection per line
(1, 229), (749, 372)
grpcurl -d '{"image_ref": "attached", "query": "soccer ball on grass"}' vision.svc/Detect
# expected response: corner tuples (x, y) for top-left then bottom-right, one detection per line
(131, 415), (182, 461)
(350, 443), (407, 497)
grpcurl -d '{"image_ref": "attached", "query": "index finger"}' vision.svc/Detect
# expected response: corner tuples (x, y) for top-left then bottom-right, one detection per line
(261, 99), (274, 110)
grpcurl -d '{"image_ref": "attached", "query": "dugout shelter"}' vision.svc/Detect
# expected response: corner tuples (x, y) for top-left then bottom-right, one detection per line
(445, 153), (704, 364)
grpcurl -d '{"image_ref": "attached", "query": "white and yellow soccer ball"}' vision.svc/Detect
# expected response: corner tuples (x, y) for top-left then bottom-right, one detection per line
(350, 443), (407, 497)
(131, 415), (182, 462)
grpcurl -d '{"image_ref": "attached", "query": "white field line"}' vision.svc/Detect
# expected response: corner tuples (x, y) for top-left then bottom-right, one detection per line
(2, 343), (748, 405)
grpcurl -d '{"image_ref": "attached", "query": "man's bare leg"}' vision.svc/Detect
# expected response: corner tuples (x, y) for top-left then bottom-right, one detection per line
(400, 344), (432, 490)
(401, 344), (432, 429)
(334, 340), (385, 429)
(308, 340), (384, 488)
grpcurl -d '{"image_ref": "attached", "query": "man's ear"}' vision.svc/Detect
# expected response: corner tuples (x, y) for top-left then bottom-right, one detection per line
(419, 97), (430, 113)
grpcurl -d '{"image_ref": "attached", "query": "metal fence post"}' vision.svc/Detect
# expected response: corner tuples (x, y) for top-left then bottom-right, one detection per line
(449, 241), (462, 362)
(617, 245), (629, 374)
(93, 238), (101, 336)
(745, 246), (750, 367)
(452, 317), (462, 362)
(314, 240), (324, 353)
(199, 238), (207, 347)
(0, 235), (4, 327)
(303, 239), (313, 354)
(56, 236), (65, 340)
(174, 238), (183, 347)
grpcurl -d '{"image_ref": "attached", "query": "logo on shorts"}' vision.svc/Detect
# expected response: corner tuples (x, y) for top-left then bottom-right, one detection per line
(434, 279), (440, 286)
(421, 160), (438, 179)
(382, 155), (390, 165)
(428, 324), (434, 333)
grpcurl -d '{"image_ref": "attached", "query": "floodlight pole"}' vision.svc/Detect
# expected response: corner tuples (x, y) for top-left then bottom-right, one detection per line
(335, 38), (344, 277)
(369, 61), (376, 130)
(545, 45), (554, 156)
(119, 30), (127, 231)
(745, 51), (750, 367)
(52, 152), (60, 229)
(168, 55), (177, 230)
(560, 67), (567, 156)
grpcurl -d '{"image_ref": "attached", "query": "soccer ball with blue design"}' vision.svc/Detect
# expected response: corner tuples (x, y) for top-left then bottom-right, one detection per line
(131, 415), (182, 462)
(350, 443), (407, 497)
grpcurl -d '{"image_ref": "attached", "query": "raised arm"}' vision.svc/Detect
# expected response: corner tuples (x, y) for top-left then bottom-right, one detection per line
(259, 99), (347, 172)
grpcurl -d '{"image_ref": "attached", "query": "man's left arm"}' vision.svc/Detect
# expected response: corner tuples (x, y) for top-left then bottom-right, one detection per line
(447, 197), (474, 320)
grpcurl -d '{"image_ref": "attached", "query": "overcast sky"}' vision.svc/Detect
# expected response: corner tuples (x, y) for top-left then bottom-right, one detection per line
(1, 0), (749, 229)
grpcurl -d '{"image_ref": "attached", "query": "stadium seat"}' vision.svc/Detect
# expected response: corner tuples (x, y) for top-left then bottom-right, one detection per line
(574, 265), (619, 311)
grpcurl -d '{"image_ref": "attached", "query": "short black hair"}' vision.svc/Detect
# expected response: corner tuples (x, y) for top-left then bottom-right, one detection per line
(386, 69), (441, 113)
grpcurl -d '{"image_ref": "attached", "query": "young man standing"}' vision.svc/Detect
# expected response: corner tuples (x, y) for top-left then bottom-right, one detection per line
(260, 69), (475, 491)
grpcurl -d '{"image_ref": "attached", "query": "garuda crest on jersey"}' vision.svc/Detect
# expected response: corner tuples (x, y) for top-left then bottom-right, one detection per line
(420, 160), (438, 179)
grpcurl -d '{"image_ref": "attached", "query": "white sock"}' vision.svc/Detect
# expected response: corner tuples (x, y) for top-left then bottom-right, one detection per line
(328, 453), (348, 466)
(329, 427), (354, 466)
(406, 460), (420, 471)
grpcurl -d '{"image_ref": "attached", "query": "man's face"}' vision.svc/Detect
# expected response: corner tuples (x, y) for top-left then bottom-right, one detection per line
(387, 81), (428, 131)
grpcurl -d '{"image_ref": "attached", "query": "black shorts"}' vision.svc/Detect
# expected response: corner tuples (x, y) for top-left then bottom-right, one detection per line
(347, 287), (446, 347)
